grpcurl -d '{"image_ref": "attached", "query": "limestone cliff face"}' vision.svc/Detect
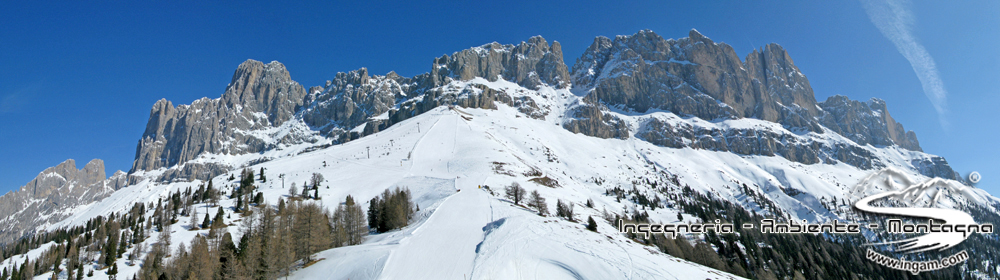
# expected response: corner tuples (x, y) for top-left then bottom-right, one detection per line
(300, 68), (420, 139)
(817, 95), (921, 151)
(300, 36), (569, 143)
(570, 29), (922, 152)
(128, 31), (941, 184)
(130, 60), (310, 181)
(572, 29), (821, 131)
(432, 36), (570, 89)
(0, 159), (123, 244)
(635, 117), (883, 170)
(129, 37), (572, 183)
(564, 29), (954, 178)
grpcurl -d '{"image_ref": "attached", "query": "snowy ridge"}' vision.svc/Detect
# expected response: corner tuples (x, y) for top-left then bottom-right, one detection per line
(8, 28), (1000, 278)
(19, 79), (999, 279)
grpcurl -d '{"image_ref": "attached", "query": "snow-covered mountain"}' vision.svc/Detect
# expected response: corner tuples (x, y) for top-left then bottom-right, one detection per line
(3, 29), (998, 279)
(0, 159), (127, 244)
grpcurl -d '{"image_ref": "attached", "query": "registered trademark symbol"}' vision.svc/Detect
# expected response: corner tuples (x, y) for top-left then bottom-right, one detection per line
(969, 171), (981, 184)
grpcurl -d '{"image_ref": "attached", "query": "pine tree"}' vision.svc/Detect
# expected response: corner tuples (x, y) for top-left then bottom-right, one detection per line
(201, 213), (211, 229)
(241, 168), (255, 190)
(556, 199), (575, 221)
(206, 180), (218, 207)
(254, 192), (264, 204)
(259, 167), (266, 182)
(587, 216), (598, 232)
(367, 197), (381, 231)
(118, 233), (128, 258)
(108, 263), (118, 280)
(75, 262), (83, 280)
(565, 201), (574, 221)
(658, 234), (684, 258)
(213, 207), (225, 229)
(103, 234), (118, 268)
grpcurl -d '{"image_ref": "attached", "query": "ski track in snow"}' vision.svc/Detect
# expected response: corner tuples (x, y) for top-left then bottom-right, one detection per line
(18, 80), (996, 280)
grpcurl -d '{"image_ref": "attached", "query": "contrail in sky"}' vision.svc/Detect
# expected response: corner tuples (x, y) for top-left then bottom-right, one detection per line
(861, 0), (948, 128)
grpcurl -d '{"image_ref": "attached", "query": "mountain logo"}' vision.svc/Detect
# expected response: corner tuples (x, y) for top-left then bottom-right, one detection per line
(849, 168), (993, 274)
(851, 168), (992, 252)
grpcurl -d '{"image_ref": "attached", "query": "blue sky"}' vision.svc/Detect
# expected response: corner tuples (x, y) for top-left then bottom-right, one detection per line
(1, 1), (998, 195)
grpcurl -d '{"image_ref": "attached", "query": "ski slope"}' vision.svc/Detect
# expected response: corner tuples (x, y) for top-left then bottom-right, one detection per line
(21, 79), (998, 280)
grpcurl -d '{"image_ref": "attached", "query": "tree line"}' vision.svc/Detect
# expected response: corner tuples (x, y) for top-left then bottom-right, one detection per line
(608, 184), (983, 280)
(137, 196), (363, 280)
(0, 174), (416, 280)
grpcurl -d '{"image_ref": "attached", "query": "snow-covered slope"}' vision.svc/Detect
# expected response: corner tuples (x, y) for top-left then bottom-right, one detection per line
(9, 30), (1000, 279)
(20, 77), (998, 280)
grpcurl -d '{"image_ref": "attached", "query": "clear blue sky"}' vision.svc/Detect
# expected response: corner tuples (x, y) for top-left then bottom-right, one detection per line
(2, 1), (998, 195)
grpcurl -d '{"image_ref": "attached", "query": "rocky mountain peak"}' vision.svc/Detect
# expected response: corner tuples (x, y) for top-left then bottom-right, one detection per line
(301, 67), (412, 139)
(127, 31), (927, 186)
(431, 35), (570, 89)
(570, 29), (925, 153)
(229, 60), (292, 87)
(222, 59), (303, 124)
(0, 159), (121, 244)
(130, 59), (309, 180)
(687, 28), (707, 41)
(817, 95), (921, 151)
(35, 159), (106, 197)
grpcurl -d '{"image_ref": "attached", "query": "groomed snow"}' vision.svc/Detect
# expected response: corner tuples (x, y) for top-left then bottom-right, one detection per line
(21, 80), (998, 280)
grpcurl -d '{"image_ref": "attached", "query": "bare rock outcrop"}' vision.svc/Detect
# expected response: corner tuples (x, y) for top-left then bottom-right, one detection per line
(572, 29), (821, 131)
(0, 159), (122, 244)
(129, 31), (940, 185)
(817, 95), (921, 151)
(300, 68), (422, 139)
(571, 29), (922, 152)
(432, 36), (570, 89)
(130, 60), (310, 182)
